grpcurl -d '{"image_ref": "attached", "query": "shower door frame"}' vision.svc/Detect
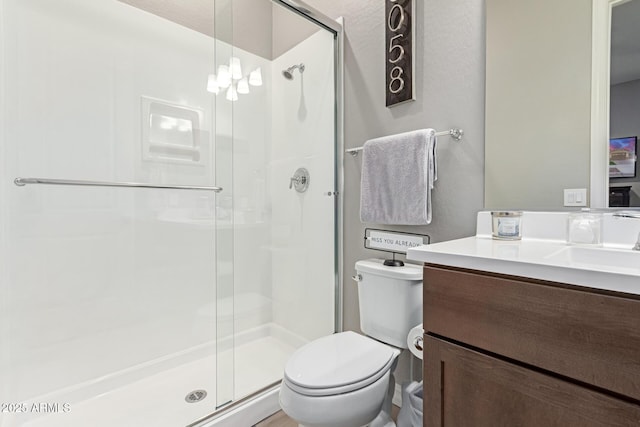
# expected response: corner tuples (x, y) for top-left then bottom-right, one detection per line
(189, 1), (343, 426)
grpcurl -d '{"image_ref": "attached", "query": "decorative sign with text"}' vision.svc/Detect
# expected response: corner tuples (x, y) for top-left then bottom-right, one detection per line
(385, 0), (414, 107)
(364, 229), (429, 254)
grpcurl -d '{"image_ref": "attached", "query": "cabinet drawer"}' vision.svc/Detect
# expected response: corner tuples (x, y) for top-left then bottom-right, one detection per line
(423, 265), (640, 401)
(424, 335), (640, 427)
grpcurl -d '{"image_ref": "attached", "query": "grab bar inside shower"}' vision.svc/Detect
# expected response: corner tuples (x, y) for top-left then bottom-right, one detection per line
(14, 177), (222, 192)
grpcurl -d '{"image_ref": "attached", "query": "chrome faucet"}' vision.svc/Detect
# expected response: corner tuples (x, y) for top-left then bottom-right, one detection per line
(613, 211), (640, 219)
(612, 212), (640, 250)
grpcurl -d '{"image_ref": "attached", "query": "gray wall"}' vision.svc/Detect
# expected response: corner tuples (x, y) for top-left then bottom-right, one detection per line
(305, 0), (486, 381)
(610, 78), (640, 206)
(484, 0), (592, 210)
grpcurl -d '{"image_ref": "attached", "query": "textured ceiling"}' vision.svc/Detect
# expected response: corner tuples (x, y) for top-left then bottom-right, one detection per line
(117, 0), (319, 60)
(118, 0), (214, 36)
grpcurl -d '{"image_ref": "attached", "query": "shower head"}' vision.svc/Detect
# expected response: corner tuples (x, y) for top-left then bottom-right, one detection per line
(282, 63), (305, 80)
(282, 69), (294, 80)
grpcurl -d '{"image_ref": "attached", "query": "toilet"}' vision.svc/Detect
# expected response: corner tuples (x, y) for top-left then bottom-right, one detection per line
(279, 259), (423, 427)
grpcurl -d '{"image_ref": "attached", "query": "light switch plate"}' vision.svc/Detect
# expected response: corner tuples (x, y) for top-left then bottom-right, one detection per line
(564, 188), (587, 207)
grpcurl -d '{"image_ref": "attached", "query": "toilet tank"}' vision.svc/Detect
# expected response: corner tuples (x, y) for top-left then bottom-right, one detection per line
(355, 259), (423, 348)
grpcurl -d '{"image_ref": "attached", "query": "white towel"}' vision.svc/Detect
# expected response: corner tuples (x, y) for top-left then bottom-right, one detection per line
(360, 129), (437, 225)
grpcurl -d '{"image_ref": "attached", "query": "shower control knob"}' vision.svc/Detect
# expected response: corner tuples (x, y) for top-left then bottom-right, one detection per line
(289, 168), (309, 193)
(289, 175), (306, 188)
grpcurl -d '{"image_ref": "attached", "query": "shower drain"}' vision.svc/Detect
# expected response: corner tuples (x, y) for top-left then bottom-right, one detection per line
(185, 390), (208, 403)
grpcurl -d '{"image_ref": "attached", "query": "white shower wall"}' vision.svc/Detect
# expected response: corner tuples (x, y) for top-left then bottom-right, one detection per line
(269, 29), (336, 343)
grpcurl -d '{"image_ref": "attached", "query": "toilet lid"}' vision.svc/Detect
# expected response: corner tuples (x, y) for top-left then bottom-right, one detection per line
(284, 331), (397, 391)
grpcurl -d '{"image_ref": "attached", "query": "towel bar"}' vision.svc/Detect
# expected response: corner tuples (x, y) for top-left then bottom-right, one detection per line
(345, 128), (463, 156)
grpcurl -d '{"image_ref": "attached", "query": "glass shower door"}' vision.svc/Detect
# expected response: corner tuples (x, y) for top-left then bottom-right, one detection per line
(222, 0), (338, 403)
(0, 1), (224, 426)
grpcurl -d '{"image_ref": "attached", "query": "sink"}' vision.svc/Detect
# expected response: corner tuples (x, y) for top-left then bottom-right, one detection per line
(545, 246), (640, 274)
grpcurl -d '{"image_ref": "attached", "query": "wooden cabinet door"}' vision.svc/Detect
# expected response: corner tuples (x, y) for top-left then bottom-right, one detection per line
(423, 265), (640, 401)
(424, 335), (640, 427)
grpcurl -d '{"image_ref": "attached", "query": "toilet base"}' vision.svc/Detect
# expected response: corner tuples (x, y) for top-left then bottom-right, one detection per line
(369, 371), (396, 427)
(295, 373), (397, 427)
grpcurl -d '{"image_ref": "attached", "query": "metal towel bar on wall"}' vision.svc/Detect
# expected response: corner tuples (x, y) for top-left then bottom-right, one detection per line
(14, 177), (222, 192)
(345, 127), (464, 156)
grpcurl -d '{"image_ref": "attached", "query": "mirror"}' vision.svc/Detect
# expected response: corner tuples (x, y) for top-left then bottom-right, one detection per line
(608, 0), (640, 207)
(485, 0), (640, 210)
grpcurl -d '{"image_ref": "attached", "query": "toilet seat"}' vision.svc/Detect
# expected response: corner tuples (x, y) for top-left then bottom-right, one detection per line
(283, 331), (399, 397)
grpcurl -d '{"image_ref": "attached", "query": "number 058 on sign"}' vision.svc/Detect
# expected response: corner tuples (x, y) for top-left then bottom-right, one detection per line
(385, 0), (414, 107)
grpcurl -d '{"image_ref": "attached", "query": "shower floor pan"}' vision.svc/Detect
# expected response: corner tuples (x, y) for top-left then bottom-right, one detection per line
(5, 333), (296, 427)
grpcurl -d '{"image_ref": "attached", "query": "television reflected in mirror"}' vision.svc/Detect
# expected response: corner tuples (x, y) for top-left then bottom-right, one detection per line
(609, 136), (637, 178)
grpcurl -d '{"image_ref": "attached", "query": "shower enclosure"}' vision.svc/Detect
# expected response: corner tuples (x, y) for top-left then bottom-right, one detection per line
(0, 1), (342, 426)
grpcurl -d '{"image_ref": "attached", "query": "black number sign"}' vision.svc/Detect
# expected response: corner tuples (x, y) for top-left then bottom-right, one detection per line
(385, 0), (414, 107)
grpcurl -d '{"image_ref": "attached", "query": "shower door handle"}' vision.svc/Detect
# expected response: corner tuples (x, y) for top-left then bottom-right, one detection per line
(14, 177), (223, 192)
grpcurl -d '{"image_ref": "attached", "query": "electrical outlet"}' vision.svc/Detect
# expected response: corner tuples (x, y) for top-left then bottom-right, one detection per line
(564, 188), (587, 207)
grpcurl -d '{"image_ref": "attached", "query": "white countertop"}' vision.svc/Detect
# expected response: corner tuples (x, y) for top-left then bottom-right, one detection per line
(406, 211), (640, 296)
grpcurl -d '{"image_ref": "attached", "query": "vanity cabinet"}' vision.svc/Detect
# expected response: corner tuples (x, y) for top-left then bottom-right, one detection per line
(422, 264), (640, 427)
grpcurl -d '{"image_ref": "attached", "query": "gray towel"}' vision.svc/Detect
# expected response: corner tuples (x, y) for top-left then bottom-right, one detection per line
(360, 129), (437, 225)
